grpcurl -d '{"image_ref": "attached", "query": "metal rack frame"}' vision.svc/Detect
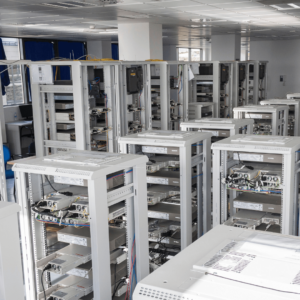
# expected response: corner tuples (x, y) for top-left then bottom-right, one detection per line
(247, 61), (268, 104)
(13, 150), (149, 299)
(166, 61), (189, 130)
(30, 61), (121, 157)
(212, 135), (300, 236)
(187, 102), (215, 120)
(0, 60), (31, 202)
(232, 61), (250, 107)
(118, 130), (212, 250)
(260, 99), (300, 136)
(233, 105), (288, 136)
(189, 61), (234, 118)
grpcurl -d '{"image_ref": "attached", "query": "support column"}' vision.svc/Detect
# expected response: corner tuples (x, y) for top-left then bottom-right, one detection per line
(87, 41), (112, 59)
(118, 23), (163, 61)
(211, 34), (241, 61)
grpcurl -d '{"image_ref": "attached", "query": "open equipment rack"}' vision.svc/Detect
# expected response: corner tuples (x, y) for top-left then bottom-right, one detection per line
(260, 99), (300, 136)
(247, 61), (268, 104)
(233, 105), (288, 136)
(212, 135), (300, 236)
(166, 61), (188, 130)
(120, 61), (151, 136)
(119, 130), (211, 254)
(14, 150), (149, 300)
(189, 61), (234, 118)
(30, 61), (121, 157)
(232, 61), (249, 107)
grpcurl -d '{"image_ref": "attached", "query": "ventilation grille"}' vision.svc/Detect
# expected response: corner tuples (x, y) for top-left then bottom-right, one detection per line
(138, 287), (191, 300)
(14, 164), (47, 171)
(55, 169), (92, 176)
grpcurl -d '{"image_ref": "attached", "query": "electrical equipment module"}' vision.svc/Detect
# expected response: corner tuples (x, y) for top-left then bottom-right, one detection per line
(233, 105), (288, 136)
(14, 151), (149, 300)
(189, 61), (233, 118)
(30, 61), (121, 157)
(212, 135), (300, 236)
(261, 99), (300, 136)
(119, 130), (211, 271)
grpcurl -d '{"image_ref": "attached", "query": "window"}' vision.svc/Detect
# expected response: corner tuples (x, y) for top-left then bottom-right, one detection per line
(191, 48), (201, 61)
(178, 48), (189, 61)
(2, 38), (25, 105)
(178, 48), (202, 61)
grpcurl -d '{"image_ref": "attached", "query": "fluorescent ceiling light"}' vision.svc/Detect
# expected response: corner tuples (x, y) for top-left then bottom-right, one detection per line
(288, 3), (300, 8)
(23, 24), (49, 27)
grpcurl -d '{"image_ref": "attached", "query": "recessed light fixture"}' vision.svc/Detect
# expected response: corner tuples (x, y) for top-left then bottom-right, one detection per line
(288, 3), (300, 8)
(23, 24), (49, 27)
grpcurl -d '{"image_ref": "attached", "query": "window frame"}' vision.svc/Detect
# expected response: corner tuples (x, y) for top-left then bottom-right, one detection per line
(177, 47), (202, 62)
(1, 37), (28, 106)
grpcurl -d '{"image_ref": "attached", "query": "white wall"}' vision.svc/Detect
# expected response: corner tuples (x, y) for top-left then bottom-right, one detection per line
(87, 41), (112, 59)
(118, 23), (163, 60)
(250, 39), (300, 98)
(211, 34), (241, 61)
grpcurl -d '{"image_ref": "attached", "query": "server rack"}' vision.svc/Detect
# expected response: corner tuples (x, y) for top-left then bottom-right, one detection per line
(233, 105), (288, 136)
(14, 150), (149, 299)
(247, 61), (268, 104)
(166, 61), (189, 130)
(30, 61), (121, 157)
(260, 99), (300, 136)
(189, 61), (233, 118)
(119, 130), (211, 260)
(212, 135), (300, 236)
(120, 62), (154, 136)
(232, 61), (249, 107)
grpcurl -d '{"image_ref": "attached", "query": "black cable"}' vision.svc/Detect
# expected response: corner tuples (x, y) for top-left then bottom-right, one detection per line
(45, 176), (73, 196)
(45, 176), (58, 193)
(41, 175), (45, 200)
(114, 263), (117, 296)
(41, 265), (51, 300)
(112, 279), (126, 297)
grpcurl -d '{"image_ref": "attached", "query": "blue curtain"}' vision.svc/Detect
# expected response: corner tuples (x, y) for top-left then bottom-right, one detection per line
(24, 40), (55, 101)
(58, 41), (86, 80)
(0, 38), (10, 96)
(112, 44), (119, 60)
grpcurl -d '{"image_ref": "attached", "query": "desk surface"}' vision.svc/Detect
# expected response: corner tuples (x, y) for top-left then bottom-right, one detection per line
(7, 156), (36, 166)
(6, 120), (33, 126)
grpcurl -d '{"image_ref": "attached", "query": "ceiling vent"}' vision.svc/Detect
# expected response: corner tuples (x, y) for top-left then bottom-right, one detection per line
(42, 1), (98, 8)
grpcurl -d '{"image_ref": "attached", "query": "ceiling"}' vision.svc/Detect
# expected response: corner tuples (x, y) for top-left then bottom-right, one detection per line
(0, 0), (300, 48)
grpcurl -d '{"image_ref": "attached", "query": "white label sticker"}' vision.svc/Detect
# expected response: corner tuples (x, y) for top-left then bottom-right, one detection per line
(57, 234), (88, 246)
(54, 176), (84, 186)
(142, 146), (167, 154)
(234, 201), (263, 211)
(147, 177), (169, 185)
(31, 64), (53, 84)
(148, 212), (169, 220)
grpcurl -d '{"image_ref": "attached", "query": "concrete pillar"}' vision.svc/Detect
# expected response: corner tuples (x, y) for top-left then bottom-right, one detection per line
(211, 34), (241, 61)
(118, 23), (163, 61)
(87, 41), (112, 59)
